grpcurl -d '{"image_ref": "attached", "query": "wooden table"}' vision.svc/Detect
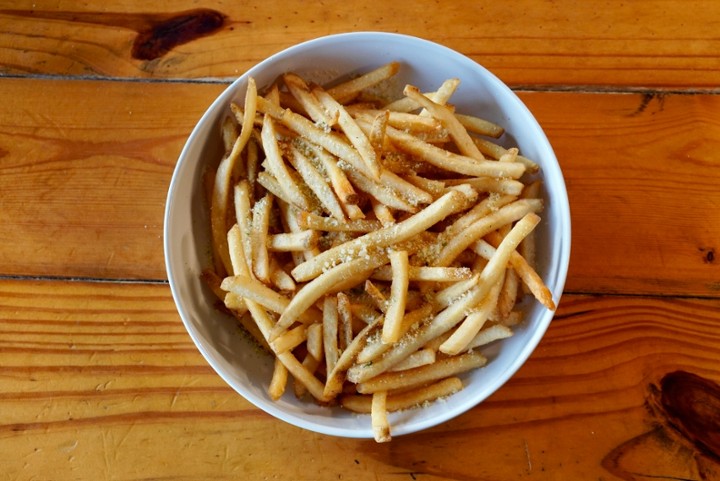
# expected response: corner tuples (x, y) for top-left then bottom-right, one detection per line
(2, 2), (719, 479)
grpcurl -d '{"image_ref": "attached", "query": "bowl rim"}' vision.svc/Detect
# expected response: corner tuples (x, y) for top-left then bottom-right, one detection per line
(164, 31), (571, 438)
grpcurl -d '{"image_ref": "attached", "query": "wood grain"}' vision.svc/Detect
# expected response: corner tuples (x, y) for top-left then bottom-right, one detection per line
(524, 91), (720, 297)
(1, 279), (718, 480)
(2, 78), (719, 297)
(0, 1), (718, 88)
(0, 77), (224, 280)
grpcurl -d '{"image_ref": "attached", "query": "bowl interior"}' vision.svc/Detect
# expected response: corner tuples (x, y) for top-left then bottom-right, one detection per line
(164, 32), (571, 438)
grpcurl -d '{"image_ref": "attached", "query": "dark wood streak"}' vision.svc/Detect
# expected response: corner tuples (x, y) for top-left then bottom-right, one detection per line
(0, 8), (227, 60)
(656, 371), (720, 462)
(603, 371), (720, 480)
(1, 409), (262, 434)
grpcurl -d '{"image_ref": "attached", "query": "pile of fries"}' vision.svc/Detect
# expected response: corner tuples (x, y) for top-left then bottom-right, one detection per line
(201, 62), (555, 442)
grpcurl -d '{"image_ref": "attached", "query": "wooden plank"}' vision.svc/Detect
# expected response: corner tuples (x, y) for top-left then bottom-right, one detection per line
(0, 77), (225, 280)
(523, 91), (720, 297)
(0, 279), (718, 479)
(2, 78), (719, 296)
(0, 1), (719, 88)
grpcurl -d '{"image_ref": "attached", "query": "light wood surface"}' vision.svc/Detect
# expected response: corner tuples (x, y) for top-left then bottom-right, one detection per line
(1, 1), (719, 480)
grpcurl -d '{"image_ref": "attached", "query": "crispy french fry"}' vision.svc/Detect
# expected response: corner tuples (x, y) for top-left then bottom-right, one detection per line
(297, 211), (382, 233)
(283, 72), (336, 127)
(371, 391), (391, 443)
(327, 61), (400, 104)
(268, 357), (288, 400)
(382, 250), (409, 344)
(268, 230), (319, 252)
(356, 351), (487, 394)
(384, 124), (525, 178)
(260, 115), (311, 211)
(341, 377), (463, 413)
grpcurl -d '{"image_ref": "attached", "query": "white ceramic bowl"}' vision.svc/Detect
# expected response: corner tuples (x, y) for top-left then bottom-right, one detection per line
(164, 32), (571, 438)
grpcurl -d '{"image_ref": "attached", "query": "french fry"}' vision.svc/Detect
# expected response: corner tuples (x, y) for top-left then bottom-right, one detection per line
(466, 324), (514, 351)
(388, 348), (436, 372)
(371, 265), (472, 283)
(341, 377), (463, 413)
(297, 211), (382, 233)
(283, 72), (336, 127)
(384, 124), (525, 178)
(250, 194), (273, 283)
(323, 296), (340, 375)
(306, 322), (324, 362)
(268, 357), (288, 400)
(455, 113), (504, 138)
(327, 61), (400, 104)
(268, 230), (319, 252)
(260, 115), (311, 211)
(356, 351), (487, 394)
(382, 250), (409, 344)
(337, 292), (354, 351)
(324, 318), (380, 399)
(371, 391), (391, 443)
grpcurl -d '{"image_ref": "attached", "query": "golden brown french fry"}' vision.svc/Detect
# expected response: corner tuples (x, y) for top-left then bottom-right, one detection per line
(283, 72), (336, 127)
(268, 357), (288, 401)
(455, 112), (504, 138)
(324, 318), (380, 399)
(384, 124), (525, 178)
(388, 348), (436, 372)
(306, 322), (324, 362)
(326, 61), (400, 104)
(474, 234), (556, 310)
(465, 324), (514, 351)
(356, 351), (487, 394)
(473, 137), (539, 172)
(382, 250), (409, 344)
(301, 141), (359, 206)
(250, 194), (273, 283)
(210, 80), (259, 275)
(260, 115), (311, 211)
(341, 377), (463, 413)
(270, 324), (308, 354)
(371, 265), (472, 283)
(323, 296), (340, 375)
(297, 211), (382, 233)
(337, 292), (354, 352)
(268, 230), (319, 252)
(371, 391), (391, 443)
(444, 177), (525, 196)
